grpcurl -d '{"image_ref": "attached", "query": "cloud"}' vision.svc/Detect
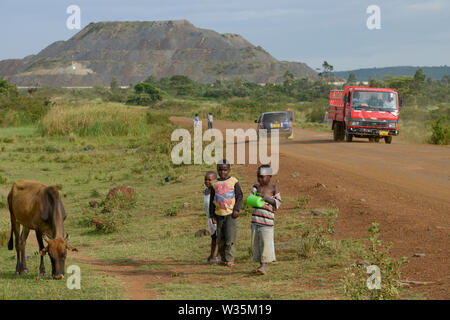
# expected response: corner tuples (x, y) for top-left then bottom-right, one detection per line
(227, 8), (306, 21)
(408, 0), (448, 11)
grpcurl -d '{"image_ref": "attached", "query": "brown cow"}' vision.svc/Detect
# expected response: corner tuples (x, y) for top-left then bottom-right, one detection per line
(7, 180), (77, 279)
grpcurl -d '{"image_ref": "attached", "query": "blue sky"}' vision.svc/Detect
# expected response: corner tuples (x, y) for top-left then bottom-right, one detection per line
(0, 0), (449, 71)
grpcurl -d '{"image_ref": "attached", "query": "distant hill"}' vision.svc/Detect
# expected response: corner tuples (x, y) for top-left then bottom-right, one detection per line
(0, 20), (318, 86)
(334, 66), (450, 81)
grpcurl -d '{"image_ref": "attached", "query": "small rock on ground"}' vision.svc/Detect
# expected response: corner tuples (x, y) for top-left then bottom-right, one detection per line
(195, 229), (209, 237)
(413, 253), (426, 257)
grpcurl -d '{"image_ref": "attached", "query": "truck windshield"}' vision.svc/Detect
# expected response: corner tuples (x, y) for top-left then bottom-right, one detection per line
(351, 91), (397, 111)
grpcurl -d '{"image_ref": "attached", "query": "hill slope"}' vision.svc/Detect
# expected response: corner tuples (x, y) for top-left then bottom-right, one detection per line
(334, 66), (450, 81)
(0, 20), (317, 86)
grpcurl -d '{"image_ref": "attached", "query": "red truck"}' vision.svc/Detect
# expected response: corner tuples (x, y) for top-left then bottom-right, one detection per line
(328, 85), (401, 144)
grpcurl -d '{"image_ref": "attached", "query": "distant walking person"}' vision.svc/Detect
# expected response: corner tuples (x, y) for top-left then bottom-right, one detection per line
(207, 113), (214, 129)
(194, 114), (200, 128)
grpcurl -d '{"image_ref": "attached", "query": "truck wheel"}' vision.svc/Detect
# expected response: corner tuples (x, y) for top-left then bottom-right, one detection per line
(374, 137), (380, 143)
(333, 125), (340, 141)
(338, 123), (345, 141)
(345, 133), (353, 142)
(384, 136), (392, 144)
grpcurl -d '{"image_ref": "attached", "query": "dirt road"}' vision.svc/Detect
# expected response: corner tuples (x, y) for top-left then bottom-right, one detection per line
(172, 117), (450, 299)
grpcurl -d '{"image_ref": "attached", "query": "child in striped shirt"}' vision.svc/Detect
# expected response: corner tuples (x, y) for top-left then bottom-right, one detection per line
(250, 165), (281, 275)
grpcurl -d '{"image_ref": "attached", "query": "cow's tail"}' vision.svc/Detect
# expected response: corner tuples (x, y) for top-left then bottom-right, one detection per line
(7, 191), (14, 250)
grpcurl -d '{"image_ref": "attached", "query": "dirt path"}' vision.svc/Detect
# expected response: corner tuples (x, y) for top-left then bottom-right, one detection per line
(170, 117), (450, 299)
(75, 254), (158, 300)
(74, 253), (206, 300)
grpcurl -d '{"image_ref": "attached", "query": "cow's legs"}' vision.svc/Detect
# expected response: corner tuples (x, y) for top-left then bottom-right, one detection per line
(36, 231), (46, 276)
(19, 226), (30, 274)
(13, 222), (21, 274)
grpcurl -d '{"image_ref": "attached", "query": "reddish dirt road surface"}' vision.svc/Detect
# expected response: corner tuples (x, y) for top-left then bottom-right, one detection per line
(172, 117), (450, 299)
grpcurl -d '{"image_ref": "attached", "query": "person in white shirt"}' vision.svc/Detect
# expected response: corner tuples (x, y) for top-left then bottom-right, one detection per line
(207, 113), (213, 129)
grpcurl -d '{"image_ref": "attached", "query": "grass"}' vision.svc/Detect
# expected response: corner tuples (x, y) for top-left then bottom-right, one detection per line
(39, 102), (150, 136)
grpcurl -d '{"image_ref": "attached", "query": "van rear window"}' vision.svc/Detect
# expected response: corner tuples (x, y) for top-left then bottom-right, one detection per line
(263, 113), (289, 122)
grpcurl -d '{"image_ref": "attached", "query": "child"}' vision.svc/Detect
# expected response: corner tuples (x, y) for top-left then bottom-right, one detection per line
(194, 114), (200, 128)
(249, 165), (281, 275)
(207, 113), (214, 129)
(209, 159), (243, 267)
(204, 171), (218, 263)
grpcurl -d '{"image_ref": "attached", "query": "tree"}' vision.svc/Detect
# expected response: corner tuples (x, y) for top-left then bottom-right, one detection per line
(127, 82), (163, 105)
(347, 72), (357, 85)
(169, 75), (195, 96)
(430, 118), (450, 145)
(413, 68), (426, 90)
(368, 77), (384, 88)
(110, 77), (119, 92)
(144, 75), (156, 84)
(319, 61), (334, 82)
(283, 70), (295, 94)
(0, 77), (19, 97)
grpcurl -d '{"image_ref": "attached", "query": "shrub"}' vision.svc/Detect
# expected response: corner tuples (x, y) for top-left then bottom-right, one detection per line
(0, 92), (51, 126)
(295, 195), (311, 209)
(342, 223), (407, 300)
(92, 213), (131, 234)
(429, 117), (450, 145)
(164, 205), (178, 217)
(104, 188), (137, 212)
(298, 213), (337, 258)
(127, 82), (164, 106)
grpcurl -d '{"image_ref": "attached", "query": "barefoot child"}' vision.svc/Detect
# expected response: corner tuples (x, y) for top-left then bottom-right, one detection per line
(204, 171), (218, 262)
(249, 165), (281, 275)
(209, 159), (243, 267)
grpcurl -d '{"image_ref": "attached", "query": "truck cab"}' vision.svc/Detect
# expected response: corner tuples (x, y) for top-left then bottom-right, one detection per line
(328, 85), (400, 144)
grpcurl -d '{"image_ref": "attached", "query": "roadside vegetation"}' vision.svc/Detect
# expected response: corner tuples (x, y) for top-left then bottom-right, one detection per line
(7, 62), (448, 144)
(342, 223), (407, 300)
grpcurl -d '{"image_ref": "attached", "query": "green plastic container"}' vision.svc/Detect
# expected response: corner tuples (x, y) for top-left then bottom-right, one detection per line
(247, 193), (265, 208)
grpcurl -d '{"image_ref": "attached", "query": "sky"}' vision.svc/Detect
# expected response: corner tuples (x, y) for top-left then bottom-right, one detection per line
(0, 0), (449, 71)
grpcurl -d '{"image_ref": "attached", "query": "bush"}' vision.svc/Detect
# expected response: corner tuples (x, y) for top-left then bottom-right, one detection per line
(92, 212), (132, 234)
(429, 117), (450, 145)
(104, 189), (137, 212)
(0, 77), (18, 97)
(306, 98), (329, 123)
(342, 223), (407, 300)
(164, 205), (178, 217)
(299, 211), (338, 258)
(0, 90), (51, 126)
(127, 82), (164, 106)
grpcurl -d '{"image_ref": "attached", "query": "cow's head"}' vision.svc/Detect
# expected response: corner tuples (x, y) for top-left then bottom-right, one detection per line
(40, 233), (78, 279)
